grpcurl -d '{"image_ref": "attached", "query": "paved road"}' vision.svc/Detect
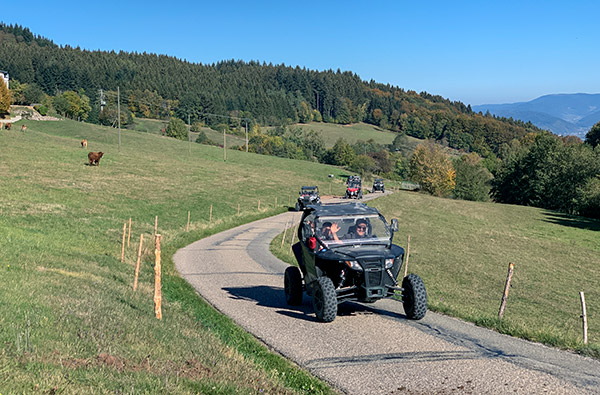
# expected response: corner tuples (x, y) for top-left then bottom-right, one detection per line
(174, 196), (600, 394)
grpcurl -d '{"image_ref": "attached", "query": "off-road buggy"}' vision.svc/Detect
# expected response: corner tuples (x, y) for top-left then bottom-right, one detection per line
(372, 178), (385, 193)
(285, 203), (427, 322)
(345, 176), (362, 199)
(295, 186), (321, 211)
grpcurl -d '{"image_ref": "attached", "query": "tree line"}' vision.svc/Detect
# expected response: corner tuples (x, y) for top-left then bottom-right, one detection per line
(0, 22), (542, 160)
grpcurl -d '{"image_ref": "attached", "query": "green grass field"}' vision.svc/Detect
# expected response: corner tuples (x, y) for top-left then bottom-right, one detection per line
(131, 117), (247, 147)
(0, 119), (346, 393)
(271, 191), (600, 357)
(267, 122), (399, 147)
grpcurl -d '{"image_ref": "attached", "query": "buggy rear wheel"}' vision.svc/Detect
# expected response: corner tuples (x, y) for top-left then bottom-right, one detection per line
(402, 274), (427, 320)
(313, 277), (337, 322)
(284, 266), (303, 306)
(295, 202), (301, 211)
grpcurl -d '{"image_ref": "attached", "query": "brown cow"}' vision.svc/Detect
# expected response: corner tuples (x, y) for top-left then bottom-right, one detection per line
(81, 139), (88, 148)
(20, 124), (27, 132)
(88, 151), (104, 166)
(4, 123), (11, 130)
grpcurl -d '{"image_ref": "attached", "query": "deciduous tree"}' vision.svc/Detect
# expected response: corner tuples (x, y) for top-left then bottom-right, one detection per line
(0, 78), (11, 115)
(409, 142), (456, 197)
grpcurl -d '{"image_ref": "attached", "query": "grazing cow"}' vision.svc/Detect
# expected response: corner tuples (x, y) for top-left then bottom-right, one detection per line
(88, 151), (104, 166)
(81, 139), (88, 148)
(4, 123), (11, 130)
(21, 124), (27, 132)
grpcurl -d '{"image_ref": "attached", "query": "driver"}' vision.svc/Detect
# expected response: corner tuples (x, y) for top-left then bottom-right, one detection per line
(347, 218), (370, 239)
(320, 221), (341, 242)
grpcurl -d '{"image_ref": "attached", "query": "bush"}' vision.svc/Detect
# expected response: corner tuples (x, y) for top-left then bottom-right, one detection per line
(35, 105), (48, 116)
(166, 117), (188, 140)
(195, 130), (208, 144)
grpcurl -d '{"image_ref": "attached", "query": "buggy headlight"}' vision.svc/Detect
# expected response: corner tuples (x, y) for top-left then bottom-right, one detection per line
(345, 260), (363, 271)
(385, 258), (394, 269)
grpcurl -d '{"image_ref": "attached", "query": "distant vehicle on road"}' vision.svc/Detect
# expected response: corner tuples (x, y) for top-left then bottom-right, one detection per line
(295, 186), (321, 211)
(345, 176), (362, 199)
(372, 178), (385, 193)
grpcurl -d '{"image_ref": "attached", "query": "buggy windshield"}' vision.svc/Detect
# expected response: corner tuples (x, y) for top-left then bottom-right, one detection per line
(301, 187), (318, 195)
(314, 213), (391, 247)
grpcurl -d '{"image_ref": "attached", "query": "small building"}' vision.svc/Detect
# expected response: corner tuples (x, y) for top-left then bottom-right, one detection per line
(0, 70), (8, 89)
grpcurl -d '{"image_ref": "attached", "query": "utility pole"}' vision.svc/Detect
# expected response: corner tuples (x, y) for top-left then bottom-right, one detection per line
(99, 89), (105, 112)
(245, 121), (248, 153)
(223, 128), (227, 161)
(188, 113), (191, 156)
(117, 86), (121, 152)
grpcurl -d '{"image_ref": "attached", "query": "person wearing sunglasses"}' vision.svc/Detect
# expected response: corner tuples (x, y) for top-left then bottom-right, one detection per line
(347, 218), (370, 239)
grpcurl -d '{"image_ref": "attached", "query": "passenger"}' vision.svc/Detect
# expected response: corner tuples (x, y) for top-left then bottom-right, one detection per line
(320, 221), (341, 242)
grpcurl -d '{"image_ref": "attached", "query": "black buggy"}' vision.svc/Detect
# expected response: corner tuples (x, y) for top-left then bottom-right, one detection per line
(284, 203), (427, 322)
(295, 186), (321, 211)
(372, 178), (385, 193)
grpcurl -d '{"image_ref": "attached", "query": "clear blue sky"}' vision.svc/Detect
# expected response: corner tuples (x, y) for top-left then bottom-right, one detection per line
(2, 0), (599, 105)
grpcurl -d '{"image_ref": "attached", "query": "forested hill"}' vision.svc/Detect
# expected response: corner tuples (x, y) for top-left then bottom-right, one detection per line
(0, 23), (543, 157)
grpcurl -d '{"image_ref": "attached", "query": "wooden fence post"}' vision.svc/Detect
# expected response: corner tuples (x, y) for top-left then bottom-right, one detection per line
(580, 291), (588, 345)
(121, 222), (127, 263)
(281, 220), (290, 248)
(186, 211), (190, 232)
(275, 196), (278, 208)
(498, 262), (515, 319)
(127, 217), (132, 248)
(154, 216), (158, 236)
(154, 234), (162, 320)
(258, 199), (261, 211)
(209, 204), (213, 224)
(237, 203), (240, 216)
(133, 234), (144, 291)
(290, 221), (297, 251)
(403, 235), (411, 278)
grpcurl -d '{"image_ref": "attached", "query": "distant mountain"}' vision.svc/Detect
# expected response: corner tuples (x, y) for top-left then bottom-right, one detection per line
(472, 93), (600, 138)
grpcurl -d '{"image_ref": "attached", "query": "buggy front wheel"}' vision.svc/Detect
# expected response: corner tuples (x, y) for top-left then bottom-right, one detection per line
(402, 274), (427, 320)
(313, 277), (337, 322)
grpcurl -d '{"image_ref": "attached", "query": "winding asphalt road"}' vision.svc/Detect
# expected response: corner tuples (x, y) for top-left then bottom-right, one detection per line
(174, 195), (600, 394)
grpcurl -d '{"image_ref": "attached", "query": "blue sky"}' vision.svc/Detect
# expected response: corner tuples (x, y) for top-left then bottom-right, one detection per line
(2, 0), (598, 105)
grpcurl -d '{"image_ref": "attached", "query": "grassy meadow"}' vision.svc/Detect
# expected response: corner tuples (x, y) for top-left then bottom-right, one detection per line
(130, 117), (248, 147)
(131, 117), (412, 149)
(0, 118), (349, 393)
(271, 191), (600, 357)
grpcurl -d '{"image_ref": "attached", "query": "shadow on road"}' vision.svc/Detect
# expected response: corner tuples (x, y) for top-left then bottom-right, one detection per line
(222, 285), (412, 322)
